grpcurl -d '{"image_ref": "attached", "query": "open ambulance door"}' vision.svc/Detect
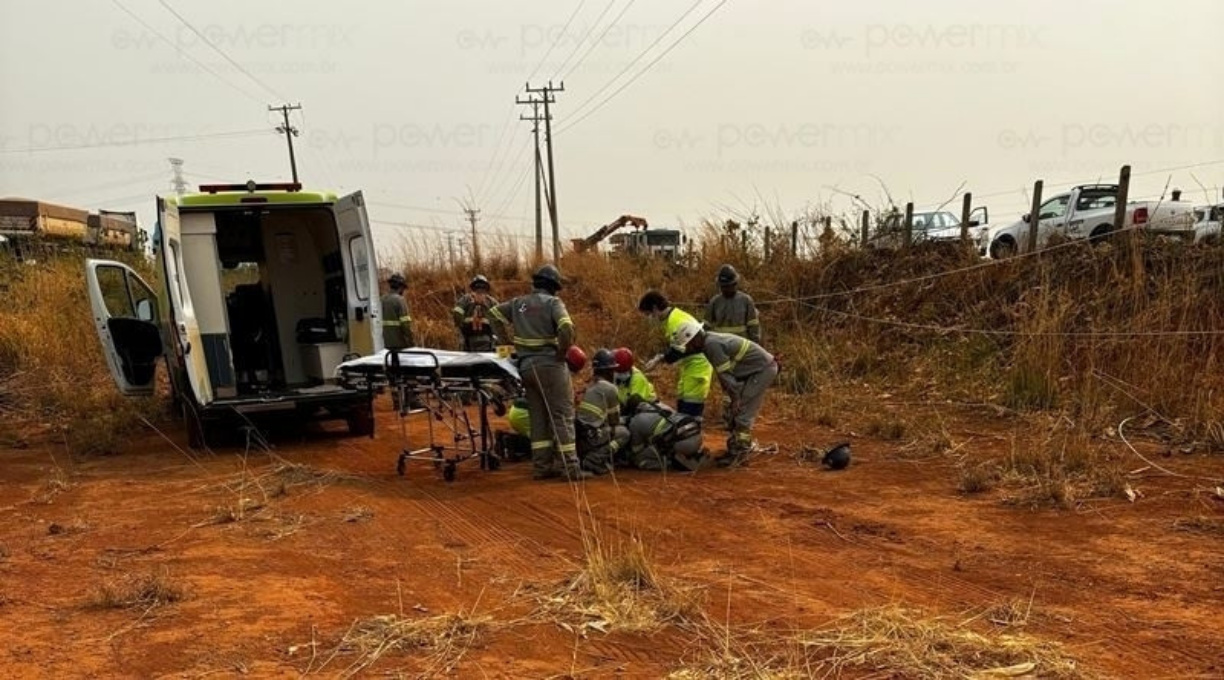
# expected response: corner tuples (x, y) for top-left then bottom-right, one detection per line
(85, 259), (163, 396)
(336, 191), (382, 356)
(157, 197), (214, 406)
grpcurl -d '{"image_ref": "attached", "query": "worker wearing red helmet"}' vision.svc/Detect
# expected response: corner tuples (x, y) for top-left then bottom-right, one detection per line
(610, 347), (658, 412)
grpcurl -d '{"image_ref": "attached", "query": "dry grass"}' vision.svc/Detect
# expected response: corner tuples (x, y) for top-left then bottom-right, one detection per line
(1172, 516), (1224, 535)
(319, 611), (492, 678)
(86, 569), (187, 611)
(342, 506), (374, 523)
(958, 462), (1002, 495)
(671, 605), (1090, 680)
(995, 425), (1127, 509)
(540, 529), (703, 633)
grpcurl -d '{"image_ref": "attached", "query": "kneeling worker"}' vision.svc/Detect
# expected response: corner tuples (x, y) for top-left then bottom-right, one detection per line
(624, 401), (706, 471)
(671, 320), (778, 465)
(611, 347), (657, 409)
(575, 349), (631, 475)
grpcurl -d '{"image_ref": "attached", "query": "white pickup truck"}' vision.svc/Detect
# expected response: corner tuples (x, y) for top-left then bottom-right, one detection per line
(979, 184), (1197, 259)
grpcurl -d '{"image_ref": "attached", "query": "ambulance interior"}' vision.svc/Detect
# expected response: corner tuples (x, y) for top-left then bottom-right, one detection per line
(179, 206), (357, 398)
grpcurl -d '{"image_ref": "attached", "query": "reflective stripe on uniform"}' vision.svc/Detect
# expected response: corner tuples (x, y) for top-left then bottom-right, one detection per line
(579, 402), (604, 418)
(714, 361), (732, 373)
(531, 440), (553, 450)
(382, 320), (402, 326)
(557, 442), (577, 454)
(488, 306), (509, 323)
(747, 318), (760, 326)
(514, 336), (557, 348)
(734, 340), (751, 362)
(557, 315), (573, 329)
(651, 418), (669, 437)
(712, 325), (747, 335)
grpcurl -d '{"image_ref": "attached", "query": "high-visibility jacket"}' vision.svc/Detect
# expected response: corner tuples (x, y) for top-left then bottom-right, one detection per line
(661, 307), (712, 403)
(615, 367), (657, 406)
(380, 292), (414, 349)
(452, 293), (499, 350)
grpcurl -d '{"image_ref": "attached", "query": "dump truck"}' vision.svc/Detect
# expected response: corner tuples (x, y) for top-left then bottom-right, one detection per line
(0, 198), (138, 250)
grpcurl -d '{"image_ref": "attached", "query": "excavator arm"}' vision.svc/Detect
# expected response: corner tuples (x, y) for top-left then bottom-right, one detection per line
(572, 214), (649, 252)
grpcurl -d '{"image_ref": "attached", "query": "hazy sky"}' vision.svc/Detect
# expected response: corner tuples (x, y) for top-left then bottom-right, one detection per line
(2, 0), (1222, 260)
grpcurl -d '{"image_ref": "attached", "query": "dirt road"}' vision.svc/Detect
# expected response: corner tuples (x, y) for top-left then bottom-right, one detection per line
(1, 401), (1221, 678)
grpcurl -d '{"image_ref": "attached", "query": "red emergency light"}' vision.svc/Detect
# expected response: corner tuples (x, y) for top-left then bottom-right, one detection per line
(198, 181), (302, 194)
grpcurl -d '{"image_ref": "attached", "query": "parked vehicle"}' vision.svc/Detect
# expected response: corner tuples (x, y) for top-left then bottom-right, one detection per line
(1153, 202), (1223, 244)
(869, 208), (988, 248)
(85, 181), (382, 447)
(0, 198), (137, 250)
(979, 185), (1197, 259)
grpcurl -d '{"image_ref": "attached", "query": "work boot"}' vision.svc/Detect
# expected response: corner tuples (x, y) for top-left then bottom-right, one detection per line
(562, 458), (594, 481)
(532, 469), (563, 481)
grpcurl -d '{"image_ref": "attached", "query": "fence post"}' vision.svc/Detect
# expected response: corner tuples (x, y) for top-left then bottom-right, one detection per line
(1112, 164), (1131, 234)
(860, 210), (870, 247)
(902, 202), (914, 250)
(1027, 180), (1043, 253)
(960, 192), (972, 244)
(790, 220), (798, 256)
(764, 226), (772, 260)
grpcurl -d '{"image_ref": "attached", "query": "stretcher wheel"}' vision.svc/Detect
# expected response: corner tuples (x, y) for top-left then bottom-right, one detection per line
(396, 453), (407, 476)
(443, 462), (457, 482)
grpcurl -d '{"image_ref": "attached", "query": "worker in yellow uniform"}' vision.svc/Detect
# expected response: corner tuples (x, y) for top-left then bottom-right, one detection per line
(636, 290), (713, 419)
(611, 347), (657, 412)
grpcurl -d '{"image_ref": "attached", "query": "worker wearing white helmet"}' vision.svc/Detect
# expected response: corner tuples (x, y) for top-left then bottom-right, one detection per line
(672, 319), (778, 465)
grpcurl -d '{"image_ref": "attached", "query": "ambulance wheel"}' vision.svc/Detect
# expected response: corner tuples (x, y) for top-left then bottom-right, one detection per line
(443, 462), (457, 482)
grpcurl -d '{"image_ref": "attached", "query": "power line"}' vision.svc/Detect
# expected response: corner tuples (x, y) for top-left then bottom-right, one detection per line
(526, 0), (590, 83)
(557, 0), (730, 135)
(558, 0), (640, 82)
(0, 128), (273, 154)
(155, 0), (286, 101)
(108, 0), (264, 104)
(555, 0), (707, 132)
(552, 0), (618, 80)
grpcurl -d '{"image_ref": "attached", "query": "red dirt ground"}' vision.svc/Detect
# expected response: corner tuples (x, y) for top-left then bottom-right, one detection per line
(1, 397), (1222, 678)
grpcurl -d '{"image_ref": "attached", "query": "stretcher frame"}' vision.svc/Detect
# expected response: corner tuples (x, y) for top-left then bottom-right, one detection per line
(338, 349), (520, 482)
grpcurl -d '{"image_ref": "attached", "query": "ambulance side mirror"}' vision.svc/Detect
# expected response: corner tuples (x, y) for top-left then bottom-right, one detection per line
(136, 299), (154, 322)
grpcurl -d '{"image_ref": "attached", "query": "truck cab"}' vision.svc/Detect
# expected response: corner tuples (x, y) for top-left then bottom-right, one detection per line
(86, 182), (382, 446)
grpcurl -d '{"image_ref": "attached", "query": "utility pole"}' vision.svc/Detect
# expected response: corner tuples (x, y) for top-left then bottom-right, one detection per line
(462, 206), (481, 268)
(516, 96), (545, 259)
(525, 81), (563, 260)
(269, 103), (302, 184)
(168, 157), (188, 196)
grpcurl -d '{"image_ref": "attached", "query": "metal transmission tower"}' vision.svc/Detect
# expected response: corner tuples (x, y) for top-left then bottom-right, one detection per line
(516, 95), (546, 259)
(462, 206), (481, 268)
(168, 157), (188, 195)
(521, 81), (563, 260)
(269, 103), (302, 183)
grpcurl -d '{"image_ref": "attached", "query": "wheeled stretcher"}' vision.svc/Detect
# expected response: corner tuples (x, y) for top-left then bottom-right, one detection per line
(336, 349), (521, 481)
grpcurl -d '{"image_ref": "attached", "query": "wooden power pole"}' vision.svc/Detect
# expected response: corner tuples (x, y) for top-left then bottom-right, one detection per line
(268, 103), (302, 183)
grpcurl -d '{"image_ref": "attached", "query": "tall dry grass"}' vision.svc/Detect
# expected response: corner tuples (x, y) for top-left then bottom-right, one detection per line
(0, 247), (159, 453)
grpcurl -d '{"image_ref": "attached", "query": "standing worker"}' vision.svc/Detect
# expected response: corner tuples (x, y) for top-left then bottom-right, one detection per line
(636, 291), (713, 419)
(671, 320), (778, 466)
(381, 272), (416, 412)
(452, 274), (499, 352)
(705, 264), (761, 343)
(575, 349), (631, 474)
(381, 272), (414, 350)
(704, 264), (761, 428)
(489, 264), (592, 481)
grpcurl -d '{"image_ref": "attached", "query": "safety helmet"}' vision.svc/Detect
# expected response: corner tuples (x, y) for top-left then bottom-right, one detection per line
(591, 348), (617, 372)
(388, 272), (407, 289)
(822, 442), (851, 471)
(612, 347), (634, 373)
(532, 263), (563, 292)
(716, 264), (739, 287)
(671, 319), (703, 350)
(470, 274), (490, 291)
(565, 345), (587, 373)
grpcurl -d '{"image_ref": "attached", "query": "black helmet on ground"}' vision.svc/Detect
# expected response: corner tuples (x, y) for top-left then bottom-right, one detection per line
(532, 263), (563, 293)
(822, 442), (851, 470)
(470, 274), (490, 291)
(716, 264), (739, 287)
(591, 348), (617, 372)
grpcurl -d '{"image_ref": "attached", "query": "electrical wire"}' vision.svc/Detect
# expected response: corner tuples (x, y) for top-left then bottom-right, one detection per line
(526, 0), (590, 83)
(155, 0), (287, 101)
(557, 0), (639, 82)
(108, 0), (265, 104)
(557, 0), (728, 135)
(0, 129), (273, 154)
(552, 0), (618, 80)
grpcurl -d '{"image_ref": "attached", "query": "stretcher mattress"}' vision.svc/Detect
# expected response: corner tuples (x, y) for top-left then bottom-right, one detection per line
(336, 348), (521, 381)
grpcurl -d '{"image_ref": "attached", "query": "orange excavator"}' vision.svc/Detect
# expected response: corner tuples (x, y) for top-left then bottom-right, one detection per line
(571, 214), (649, 253)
